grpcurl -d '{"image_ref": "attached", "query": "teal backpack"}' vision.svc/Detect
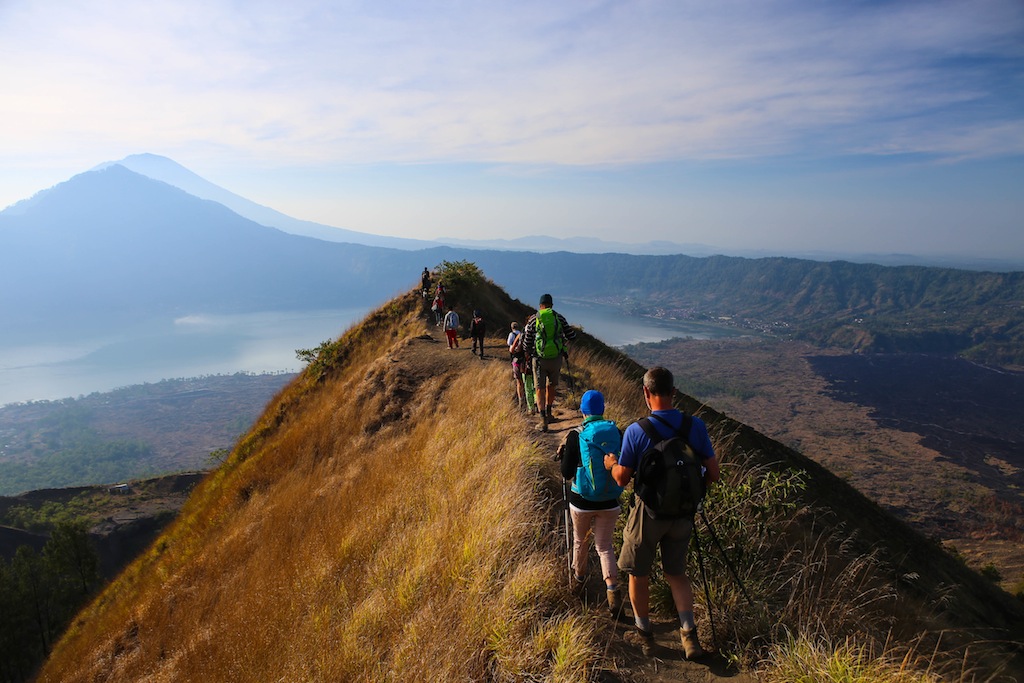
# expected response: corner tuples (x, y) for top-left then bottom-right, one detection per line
(534, 308), (565, 359)
(571, 419), (624, 502)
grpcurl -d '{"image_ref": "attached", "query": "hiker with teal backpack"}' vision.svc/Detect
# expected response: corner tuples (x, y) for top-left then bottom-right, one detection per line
(556, 390), (624, 616)
(607, 366), (720, 660)
(522, 293), (577, 432)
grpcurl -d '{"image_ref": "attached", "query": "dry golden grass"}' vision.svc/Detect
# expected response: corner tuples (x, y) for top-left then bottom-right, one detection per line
(761, 633), (944, 683)
(39, 293), (597, 682)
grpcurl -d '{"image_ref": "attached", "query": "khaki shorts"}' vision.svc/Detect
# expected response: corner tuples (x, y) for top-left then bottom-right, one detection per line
(533, 356), (563, 391)
(617, 499), (694, 577)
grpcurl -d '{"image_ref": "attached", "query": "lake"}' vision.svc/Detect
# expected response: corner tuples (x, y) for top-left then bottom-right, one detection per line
(555, 300), (744, 347)
(0, 301), (744, 406)
(0, 309), (369, 406)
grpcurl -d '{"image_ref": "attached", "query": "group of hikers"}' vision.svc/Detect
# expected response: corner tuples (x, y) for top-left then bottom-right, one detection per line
(423, 268), (487, 357)
(419, 270), (720, 659)
(556, 367), (720, 660)
(509, 294), (720, 659)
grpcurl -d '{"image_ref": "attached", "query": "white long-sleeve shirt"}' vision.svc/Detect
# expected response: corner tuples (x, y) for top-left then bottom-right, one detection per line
(443, 310), (460, 330)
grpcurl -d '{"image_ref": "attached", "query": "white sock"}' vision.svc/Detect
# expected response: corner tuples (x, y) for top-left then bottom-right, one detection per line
(679, 610), (696, 631)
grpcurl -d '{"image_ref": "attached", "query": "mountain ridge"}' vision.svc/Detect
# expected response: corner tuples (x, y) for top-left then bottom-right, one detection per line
(34, 276), (1024, 681)
(3, 163), (1020, 362)
(0, 164), (431, 340)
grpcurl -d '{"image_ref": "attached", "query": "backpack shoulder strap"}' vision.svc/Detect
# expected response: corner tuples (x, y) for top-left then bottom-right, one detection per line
(638, 417), (663, 445)
(644, 413), (693, 444)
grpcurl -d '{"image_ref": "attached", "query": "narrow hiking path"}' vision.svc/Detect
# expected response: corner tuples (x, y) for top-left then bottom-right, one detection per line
(406, 312), (756, 682)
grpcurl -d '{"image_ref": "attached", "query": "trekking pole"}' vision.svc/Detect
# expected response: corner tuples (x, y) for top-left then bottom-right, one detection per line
(699, 508), (755, 607)
(562, 479), (573, 582)
(692, 524), (718, 649)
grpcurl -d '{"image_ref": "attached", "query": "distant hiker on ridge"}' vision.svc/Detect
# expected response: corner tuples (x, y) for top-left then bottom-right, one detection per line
(557, 389), (624, 616)
(443, 305), (461, 349)
(421, 267), (431, 297)
(607, 366), (720, 660)
(432, 294), (444, 326)
(470, 310), (486, 359)
(523, 293), (576, 431)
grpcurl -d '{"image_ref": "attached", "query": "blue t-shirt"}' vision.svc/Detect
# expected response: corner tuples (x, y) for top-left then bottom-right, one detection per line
(619, 409), (715, 472)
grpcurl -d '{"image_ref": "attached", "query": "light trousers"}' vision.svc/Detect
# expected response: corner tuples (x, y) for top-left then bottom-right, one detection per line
(570, 505), (620, 583)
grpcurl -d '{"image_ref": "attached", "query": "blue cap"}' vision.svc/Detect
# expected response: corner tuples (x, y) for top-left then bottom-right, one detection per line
(580, 390), (604, 416)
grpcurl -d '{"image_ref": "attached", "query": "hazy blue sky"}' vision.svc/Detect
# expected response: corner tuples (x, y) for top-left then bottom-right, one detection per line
(2, 0), (1022, 258)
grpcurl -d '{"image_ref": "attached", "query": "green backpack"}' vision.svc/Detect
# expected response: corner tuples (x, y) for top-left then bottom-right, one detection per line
(534, 308), (565, 359)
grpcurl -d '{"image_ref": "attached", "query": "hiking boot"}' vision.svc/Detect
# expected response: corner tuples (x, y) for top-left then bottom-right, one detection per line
(540, 413), (549, 432)
(624, 627), (655, 656)
(680, 628), (705, 660)
(606, 588), (623, 616)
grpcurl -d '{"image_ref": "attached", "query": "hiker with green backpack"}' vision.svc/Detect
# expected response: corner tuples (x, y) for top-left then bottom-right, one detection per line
(556, 390), (624, 616)
(522, 293), (577, 432)
(606, 366), (720, 660)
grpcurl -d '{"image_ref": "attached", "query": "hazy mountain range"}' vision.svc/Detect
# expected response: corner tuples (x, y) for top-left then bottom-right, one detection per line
(2, 156), (1021, 364)
(8, 153), (1021, 268)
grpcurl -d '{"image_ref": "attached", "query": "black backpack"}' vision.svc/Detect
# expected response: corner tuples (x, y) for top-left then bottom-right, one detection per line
(633, 414), (706, 519)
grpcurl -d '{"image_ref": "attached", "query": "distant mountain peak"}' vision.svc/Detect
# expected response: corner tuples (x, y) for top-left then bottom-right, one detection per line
(94, 153), (200, 180)
(92, 153), (435, 250)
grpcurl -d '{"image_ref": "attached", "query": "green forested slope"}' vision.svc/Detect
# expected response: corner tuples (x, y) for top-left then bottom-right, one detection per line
(467, 251), (1024, 364)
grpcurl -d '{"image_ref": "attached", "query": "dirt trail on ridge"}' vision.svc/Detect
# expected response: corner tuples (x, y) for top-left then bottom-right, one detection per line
(402, 316), (756, 682)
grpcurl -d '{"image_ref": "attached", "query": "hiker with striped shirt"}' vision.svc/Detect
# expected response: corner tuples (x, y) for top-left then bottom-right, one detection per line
(522, 293), (576, 432)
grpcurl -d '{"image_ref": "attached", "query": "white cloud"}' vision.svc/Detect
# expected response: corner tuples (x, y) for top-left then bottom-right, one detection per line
(1, 0), (1023, 258)
(2, 0), (1022, 172)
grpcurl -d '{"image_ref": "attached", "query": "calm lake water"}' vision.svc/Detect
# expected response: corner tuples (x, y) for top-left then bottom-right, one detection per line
(555, 300), (744, 347)
(0, 309), (369, 406)
(0, 301), (743, 406)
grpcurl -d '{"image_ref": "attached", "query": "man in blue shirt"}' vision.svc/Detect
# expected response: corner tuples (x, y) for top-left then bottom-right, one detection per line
(605, 366), (720, 659)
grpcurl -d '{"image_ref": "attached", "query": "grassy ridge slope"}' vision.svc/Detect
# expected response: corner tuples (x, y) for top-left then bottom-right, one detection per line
(38, 278), (1024, 682)
(38, 287), (599, 682)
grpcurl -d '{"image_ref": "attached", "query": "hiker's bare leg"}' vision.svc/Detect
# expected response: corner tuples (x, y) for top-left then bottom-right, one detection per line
(665, 572), (695, 612)
(629, 574), (651, 620)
